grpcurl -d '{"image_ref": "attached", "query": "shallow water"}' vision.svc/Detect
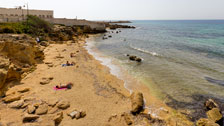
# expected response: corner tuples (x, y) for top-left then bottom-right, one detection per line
(87, 20), (224, 120)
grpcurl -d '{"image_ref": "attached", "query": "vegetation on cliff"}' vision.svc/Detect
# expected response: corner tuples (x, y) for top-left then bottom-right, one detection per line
(0, 15), (52, 36)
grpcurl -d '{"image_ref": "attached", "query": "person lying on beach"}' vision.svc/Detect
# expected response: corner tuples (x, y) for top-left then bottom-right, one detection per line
(55, 83), (74, 89)
(62, 61), (74, 66)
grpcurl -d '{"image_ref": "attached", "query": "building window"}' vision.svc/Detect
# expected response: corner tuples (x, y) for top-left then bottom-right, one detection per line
(10, 14), (14, 16)
(15, 14), (18, 16)
(42, 15), (45, 18)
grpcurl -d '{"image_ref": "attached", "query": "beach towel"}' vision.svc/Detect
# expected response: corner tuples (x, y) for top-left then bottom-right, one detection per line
(62, 64), (74, 67)
(53, 86), (67, 90)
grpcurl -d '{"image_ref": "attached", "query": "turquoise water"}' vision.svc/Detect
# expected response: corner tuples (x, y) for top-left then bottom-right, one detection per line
(89, 20), (224, 120)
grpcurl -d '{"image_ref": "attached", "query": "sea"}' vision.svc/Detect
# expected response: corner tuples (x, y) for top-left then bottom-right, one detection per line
(86, 20), (224, 120)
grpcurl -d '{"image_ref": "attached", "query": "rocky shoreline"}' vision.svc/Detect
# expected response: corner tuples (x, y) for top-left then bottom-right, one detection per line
(0, 20), (223, 125)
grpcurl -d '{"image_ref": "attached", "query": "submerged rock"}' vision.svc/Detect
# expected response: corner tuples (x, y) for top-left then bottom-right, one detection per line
(129, 56), (137, 61)
(135, 58), (142, 62)
(130, 92), (144, 114)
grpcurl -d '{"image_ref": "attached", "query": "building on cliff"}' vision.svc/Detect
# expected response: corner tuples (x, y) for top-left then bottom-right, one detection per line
(0, 7), (105, 31)
(0, 7), (53, 22)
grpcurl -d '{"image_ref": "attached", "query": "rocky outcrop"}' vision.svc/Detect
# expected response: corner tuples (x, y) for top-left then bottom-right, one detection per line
(0, 34), (45, 95)
(130, 92), (144, 114)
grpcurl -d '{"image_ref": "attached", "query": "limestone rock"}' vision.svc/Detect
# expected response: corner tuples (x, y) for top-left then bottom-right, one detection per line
(47, 99), (58, 107)
(130, 92), (144, 114)
(27, 105), (36, 114)
(35, 104), (48, 115)
(57, 100), (70, 110)
(39, 41), (48, 47)
(18, 87), (30, 93)
(196, 118), (219, 126)
(9, 99), (24, 108)
(39, 77), (53, 85)
(23, 114), (39, 123)
(67, 111), (79, 119)
(48, 107), (59, 114)
(53, 112), (63, 125)
(206, 108), (223, 125)
(3, 93), (22, 103)
(80, 111), (86, 118)
(67, 109), (86, 119)
(121, 113), (133, 125)
(205, 99), (219, 111)
(40, 79), (50, 85)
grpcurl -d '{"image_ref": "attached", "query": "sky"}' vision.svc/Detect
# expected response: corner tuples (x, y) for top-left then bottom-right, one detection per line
(0, 0), (224, 20)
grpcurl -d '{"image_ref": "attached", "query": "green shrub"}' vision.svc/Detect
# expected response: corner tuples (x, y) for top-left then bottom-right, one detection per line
(24, 15), (53, 36)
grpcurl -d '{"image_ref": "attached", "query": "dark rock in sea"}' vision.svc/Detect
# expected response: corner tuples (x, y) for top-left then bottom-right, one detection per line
(204, 99), (219, 111)
(126, 54), (130, 57)
(129, 56), (137, 61)
(136, 58), (142, 62)
(108, 35), (112, 38)
(116, 31), (119, 34)
(130, 92), (144, 114)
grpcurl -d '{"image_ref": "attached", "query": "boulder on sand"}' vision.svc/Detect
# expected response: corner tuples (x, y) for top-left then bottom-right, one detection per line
(9, 99), (24, 108)
(206, 108), (223, 125)
(130, 92), (144, 114)
(35, 104), (48, 115)
(121, 112), (133, 125)
(57, 100), (70, 110)
(27, 105), (36, 114)
(3, 93), (22, 103)
(53, 112), (63, 125)
(23, 114), (39, 123)
(196, 118), (219, 126)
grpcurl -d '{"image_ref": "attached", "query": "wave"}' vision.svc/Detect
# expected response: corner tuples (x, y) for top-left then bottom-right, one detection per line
(129, 45), (160, 56)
